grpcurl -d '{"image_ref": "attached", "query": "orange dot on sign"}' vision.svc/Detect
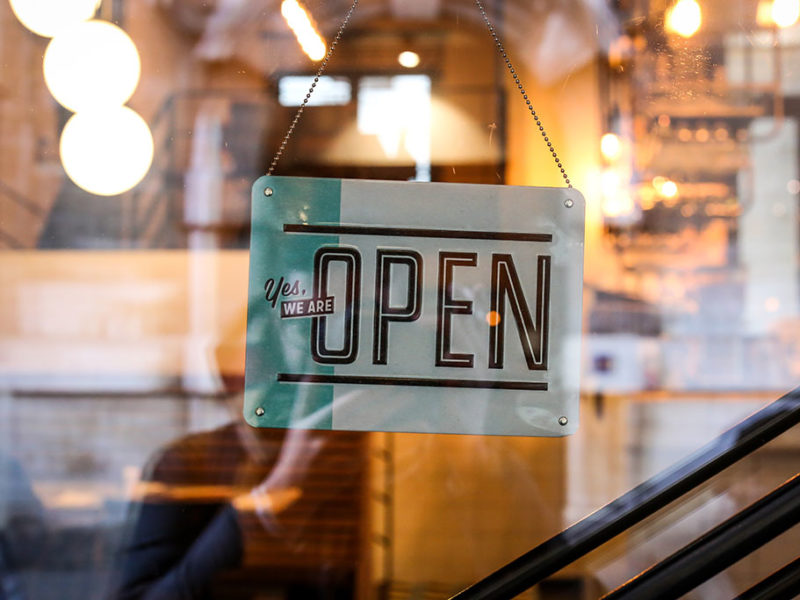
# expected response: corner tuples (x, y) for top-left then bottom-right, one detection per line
(486, 311), (501, 326)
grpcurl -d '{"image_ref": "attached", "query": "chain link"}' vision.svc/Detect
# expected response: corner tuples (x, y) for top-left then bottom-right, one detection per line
(474, 0), (572, 188)
(267, 0), (570, 188)
(267, 0), (360, 176)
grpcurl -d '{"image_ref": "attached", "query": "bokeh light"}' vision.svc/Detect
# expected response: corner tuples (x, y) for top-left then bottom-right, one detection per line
(600, 133), (622, 162)
(666, 0), (702, 38)
(60, 106), (154, 196)
(9, 0), (100, 38)
(653, 176), (680, 199)
(772, 0), (800, 28)
(398, 51), (421, 68)
(281, 0), (326, 61)
(43, 20), (141, 112)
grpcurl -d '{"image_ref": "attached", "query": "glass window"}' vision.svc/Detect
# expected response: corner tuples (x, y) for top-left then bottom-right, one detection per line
(1, 0), (799, 598)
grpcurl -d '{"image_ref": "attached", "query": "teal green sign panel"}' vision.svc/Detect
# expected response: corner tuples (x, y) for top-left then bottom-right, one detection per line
(245, 176), (585, 436)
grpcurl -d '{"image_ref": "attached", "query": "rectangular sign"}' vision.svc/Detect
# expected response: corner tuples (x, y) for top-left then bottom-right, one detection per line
(245, 176), (585, 436)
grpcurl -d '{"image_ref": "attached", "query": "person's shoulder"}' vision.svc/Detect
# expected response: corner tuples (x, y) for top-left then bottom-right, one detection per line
(145, 423), (243, 485)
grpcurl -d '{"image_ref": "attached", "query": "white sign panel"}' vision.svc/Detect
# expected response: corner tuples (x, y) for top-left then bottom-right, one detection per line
(245, 177), (584, 436)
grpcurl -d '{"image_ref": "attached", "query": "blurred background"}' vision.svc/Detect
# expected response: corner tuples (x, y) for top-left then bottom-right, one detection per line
(1, 0), (800, 598)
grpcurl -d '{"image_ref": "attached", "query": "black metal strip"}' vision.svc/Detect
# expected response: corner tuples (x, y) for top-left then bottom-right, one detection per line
(277, 373), (547, 391)
(450, 386), (800, 600)
(284, 224), (553, 243)
(733, 555), (800, 600)
(603, 474), (800, 599)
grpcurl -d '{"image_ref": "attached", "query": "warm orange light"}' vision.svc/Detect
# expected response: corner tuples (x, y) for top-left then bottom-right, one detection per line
(661, 181), (679, 198)
(281, 0), (326, 61)
(666, 0), (702, 38)
(9, 0), (100, 38)
(486, 311), (501, 327)
(398, 51), (420, 68)
(772, 0), (800, 27)
(601, 170), (636, 219)
(600, 133), (622, 162)
(757, 0), (776, 26)
(602, 193), (636, 219)
(653, 176), (680, 200)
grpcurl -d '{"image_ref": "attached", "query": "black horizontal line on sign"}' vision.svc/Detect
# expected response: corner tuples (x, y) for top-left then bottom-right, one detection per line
(283, 224), (552, 243)
(277, 373), (548, 391)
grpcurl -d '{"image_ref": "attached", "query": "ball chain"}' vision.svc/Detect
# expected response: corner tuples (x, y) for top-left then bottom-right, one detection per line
(267, 0), (571, 189)
(267, 0), (360, 176)
(474, 0), (572, 188)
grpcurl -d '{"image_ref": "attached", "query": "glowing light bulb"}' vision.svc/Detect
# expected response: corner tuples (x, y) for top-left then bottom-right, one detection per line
(666, 0), (702, 38)
(9, 0), (100, 38)
(44, 20), (140, 112)
(653, 176), (679, 199)
(398, 51), (420, 68)
(60, 106), (154, 196)
(772, 0), (800, 27)
(661, 180), (679, 198)
(600, 133), (622, 162)
(281, 0), (326, 61)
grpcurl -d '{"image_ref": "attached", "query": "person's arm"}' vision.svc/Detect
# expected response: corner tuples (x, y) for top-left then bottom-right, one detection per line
(114, 500), (243, 600)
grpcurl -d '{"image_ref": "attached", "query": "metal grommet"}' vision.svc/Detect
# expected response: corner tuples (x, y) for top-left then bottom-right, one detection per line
(564, 198), (574, 208)
(264, 187), (274, 197)
(255, 407), (265, 417)
(558, 416), (569, 426)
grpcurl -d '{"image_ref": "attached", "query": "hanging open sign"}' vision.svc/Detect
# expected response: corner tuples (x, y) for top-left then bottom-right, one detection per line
(244, 176), (585, 436)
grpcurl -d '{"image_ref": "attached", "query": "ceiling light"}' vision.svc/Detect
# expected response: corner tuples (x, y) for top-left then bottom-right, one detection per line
(772, 0), (800, 27)
(281, 0), (326, 62)
(398, 51), (420, 68)
(60, 106), (153, 196)
(653, 176), (679, 199)
(9, 0), (100, 38)
(666, 0), (702, 38)
(600, 133), (622, 162)
(43, 20), (141, 112)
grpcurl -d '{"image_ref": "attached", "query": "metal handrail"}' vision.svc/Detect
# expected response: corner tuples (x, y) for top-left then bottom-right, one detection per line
(450, 386), (800, 600)
(603, 473), (800, 599)
(734, 555), (800, 600)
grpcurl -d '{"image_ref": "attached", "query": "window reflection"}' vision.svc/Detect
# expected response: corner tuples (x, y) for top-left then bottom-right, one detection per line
(1, 0), (800, 598)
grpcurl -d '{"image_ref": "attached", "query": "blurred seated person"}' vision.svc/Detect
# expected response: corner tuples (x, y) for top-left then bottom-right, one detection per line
(0, 454), (46, 600)
(110, 391), (368, 600)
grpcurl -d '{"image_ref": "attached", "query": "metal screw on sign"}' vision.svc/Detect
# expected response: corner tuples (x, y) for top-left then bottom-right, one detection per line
(564, 198), (574, 208)
(558, 416), (569, 426)
(264, 187), (274, 197)
(255, 407), (265, 417)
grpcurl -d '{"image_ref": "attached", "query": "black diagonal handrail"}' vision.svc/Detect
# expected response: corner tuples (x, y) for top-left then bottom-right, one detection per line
(450, 386), (800, 600)
(734, 555), (800, 600)
(602, 473), (800, 599)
